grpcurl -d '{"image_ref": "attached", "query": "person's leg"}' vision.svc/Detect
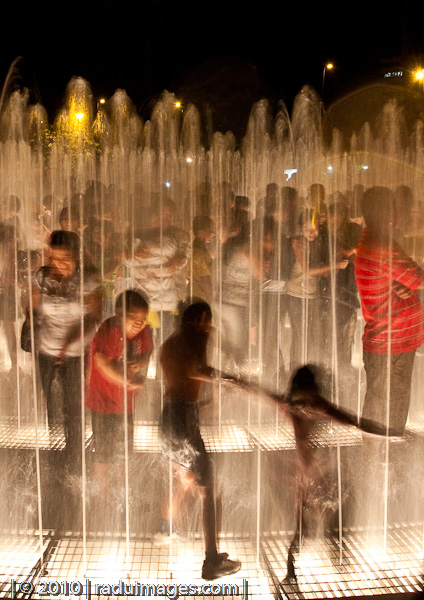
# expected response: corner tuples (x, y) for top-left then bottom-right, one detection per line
(61, 356), (83, 466)
(91, 411), (112, 495)
(286, 295), (302, 371)
(199, 482), (217, 555)
(362, 352), (387, 426)
(362, 350), (415, 436)
(2, 286), (17, 368)
(389, 350), (415, 434)
(38, 353), (57, 429)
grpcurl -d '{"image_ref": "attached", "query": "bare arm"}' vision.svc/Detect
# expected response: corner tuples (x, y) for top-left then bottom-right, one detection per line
(292, 239), (348, 276)
(94, 352), (143, 391)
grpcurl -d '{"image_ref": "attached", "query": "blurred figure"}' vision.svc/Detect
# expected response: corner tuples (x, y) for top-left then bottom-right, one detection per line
(256, 182), (279, 218)
(150, 197), (190, 303)
(227, 195), (250, 240)
(355, 186), (424, 435)
(160, 301), (241, 580)
(1, 195), (25, 250)
(190, 215), (214, 304)
(262, 186), (298, 383)
(221, 217), (275, 368)
(30, 230), (102, 467)
(0, 221), (18, 371)
(273, 365), (384, 586)
(285, 209), (348, 371)
(59, 204), (81, 233)
(320, 201), (362, 374)
(122, 203), (188, 346)
(84, 218), (123, 317)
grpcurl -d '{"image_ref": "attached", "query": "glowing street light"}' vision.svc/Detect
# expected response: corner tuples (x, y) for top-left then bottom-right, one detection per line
(413, 68), (424, 92)
(322, 62), (334, 95)
(174, 101), (182, 109)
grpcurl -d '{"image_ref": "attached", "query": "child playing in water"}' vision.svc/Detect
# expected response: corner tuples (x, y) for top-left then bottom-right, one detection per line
(86, 289), (153, 493)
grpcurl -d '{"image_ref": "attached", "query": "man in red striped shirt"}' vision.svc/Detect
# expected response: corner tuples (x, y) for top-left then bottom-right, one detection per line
(355, 186), (424, 435)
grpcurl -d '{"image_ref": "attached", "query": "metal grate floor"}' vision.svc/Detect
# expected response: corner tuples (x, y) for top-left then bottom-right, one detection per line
(0, 419), (421, 453)
(0, 526), (422, 599)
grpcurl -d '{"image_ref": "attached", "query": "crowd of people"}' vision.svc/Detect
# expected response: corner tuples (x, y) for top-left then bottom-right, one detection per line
(0, 179), (424, 579)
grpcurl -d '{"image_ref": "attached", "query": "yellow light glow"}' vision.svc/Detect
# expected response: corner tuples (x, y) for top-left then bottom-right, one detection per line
(414, 69), (424, 81)
(99, 98), (106, 104)
(186, 157), (193, 163)
(75, 112), (85, 120)
(326, 63), (334, 70)
(175, 101), (182, 109)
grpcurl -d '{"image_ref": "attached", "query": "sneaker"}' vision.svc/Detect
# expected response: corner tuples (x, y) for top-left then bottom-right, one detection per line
(202, 552), (241, 580)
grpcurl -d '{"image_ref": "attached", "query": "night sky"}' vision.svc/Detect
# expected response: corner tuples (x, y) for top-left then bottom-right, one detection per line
(1, 1), (424, 133)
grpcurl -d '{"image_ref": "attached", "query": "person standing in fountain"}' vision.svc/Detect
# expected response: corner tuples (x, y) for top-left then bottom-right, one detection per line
(86, 290), (153, 496)
(285, 209), (348, 371)
(31, 230), (102, 468)
(159, 301), (241, 580)
(355, 186), (424, 435)
(320, 201), (362, 375)
(190, 215), (214, 304)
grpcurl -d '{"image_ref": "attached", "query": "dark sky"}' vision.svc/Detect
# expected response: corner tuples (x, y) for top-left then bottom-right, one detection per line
(1, 1), (423, 127)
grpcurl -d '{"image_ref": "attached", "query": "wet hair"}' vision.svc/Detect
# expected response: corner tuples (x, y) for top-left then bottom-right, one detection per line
(328, 202), (348, 220)
(181, 301), (212, 326)
(49, 230), (80, 254)
(309, 183), (325, 201)
(115, 289), (149, 314)
(193, 215), (214, 235)
(59, 205), (80, 222)
(281, 186), (298, 204)
(360, 186), (394, 230)
(234, 195), (249, 210)
(266, 183), (278, 195)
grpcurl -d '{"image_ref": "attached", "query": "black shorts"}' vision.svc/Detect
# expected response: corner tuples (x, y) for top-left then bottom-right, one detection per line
(91, 411), (134, 463)
(161, 402), (212, 487)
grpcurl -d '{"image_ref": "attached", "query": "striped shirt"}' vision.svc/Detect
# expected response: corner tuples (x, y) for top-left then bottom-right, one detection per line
(355, 227), (424, 354)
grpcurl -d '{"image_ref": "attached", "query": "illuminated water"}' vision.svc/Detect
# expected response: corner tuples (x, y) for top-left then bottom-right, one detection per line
(0, 71), (423, 595)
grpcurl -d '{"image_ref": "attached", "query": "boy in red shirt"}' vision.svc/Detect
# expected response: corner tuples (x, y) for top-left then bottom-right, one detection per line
(355, 187), (424, 435)
(87, 290), (153, 492)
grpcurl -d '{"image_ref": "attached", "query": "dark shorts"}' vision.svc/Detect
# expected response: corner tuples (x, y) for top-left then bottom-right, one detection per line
(161, 401), (212, 487)
(91, 411), (134, 463)
(362, 350), (416, 435)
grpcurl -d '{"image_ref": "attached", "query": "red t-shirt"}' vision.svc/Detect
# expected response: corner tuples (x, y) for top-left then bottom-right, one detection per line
(87, 317), (153, 413)
(355, 227), (424, 354)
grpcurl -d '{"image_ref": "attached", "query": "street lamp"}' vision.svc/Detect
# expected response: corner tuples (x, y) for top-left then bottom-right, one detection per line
(413, 68), (424, 92)
(322, 62), (334, 95)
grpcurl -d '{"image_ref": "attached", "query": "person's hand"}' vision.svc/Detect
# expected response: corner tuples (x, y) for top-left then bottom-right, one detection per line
(336, 259), (349, 270)
(128, 360), (141, 375)
(126, 381), (144, 392)
(165, 255), (186, 273)
(55, 345), (69, 365)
